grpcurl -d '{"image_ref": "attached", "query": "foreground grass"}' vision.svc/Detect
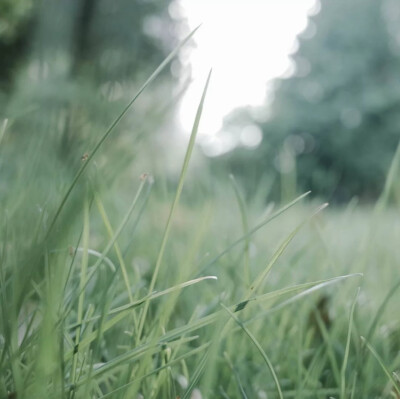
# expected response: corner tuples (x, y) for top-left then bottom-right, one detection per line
(3, 166), (400, 398)
(1, 37), (400, 399)
(2, 144), (400, 398)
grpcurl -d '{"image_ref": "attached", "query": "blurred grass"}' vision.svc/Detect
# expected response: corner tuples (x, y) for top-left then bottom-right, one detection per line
(1, 36), (400, 399)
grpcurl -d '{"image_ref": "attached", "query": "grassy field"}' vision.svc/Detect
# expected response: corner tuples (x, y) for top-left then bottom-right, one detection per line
(1, 48), (400, 398)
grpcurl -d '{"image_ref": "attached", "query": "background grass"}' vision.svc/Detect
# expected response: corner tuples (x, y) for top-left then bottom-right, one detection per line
(1, 47), (400, 399)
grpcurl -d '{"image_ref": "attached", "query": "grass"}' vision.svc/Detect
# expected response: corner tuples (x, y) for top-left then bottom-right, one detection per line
(1, 33), (400, 399)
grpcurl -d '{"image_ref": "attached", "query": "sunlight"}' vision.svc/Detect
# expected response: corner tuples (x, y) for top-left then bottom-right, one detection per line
(177, 0), (318, 138)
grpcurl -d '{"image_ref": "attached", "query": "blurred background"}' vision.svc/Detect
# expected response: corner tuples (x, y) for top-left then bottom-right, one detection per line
(1, 0), (400, 204)
(2, 2), (400, 397)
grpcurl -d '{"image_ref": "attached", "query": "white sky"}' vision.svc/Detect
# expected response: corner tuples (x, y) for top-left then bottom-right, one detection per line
(177, 0), (318, 137)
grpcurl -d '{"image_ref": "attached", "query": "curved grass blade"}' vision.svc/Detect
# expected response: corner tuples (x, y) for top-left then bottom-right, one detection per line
(221, 303), (283, 399)
(95, 192), (134, 302)
(0, 118), (7, 147)
(375, 140), (400, 212)
(361, 336), (400, 396)
(75, 335), (200, 387)
(196, 191), (311, 276)
(137, 69), (212, 341)
(66, 275), (217, 330)
(248, 203), (328, 297)
(122, 178), (154, 258)
(67, 177), (148, 308)
(244, 273), (363, 324)
(70, 247), (116, 272)
(181, 350), (209, 399)
(340, 287), (359, 399)
(69, 274), (360, 360)
(96, 343), (209, 398)
(230, 174), (251, 285)
(223, 352), (249, 399)
(365, 278), (400, 344)
(70, 193), (90, 386)
(45, 26), (201, 239)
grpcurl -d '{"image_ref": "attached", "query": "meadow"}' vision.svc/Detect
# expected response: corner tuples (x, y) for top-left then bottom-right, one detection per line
(1, 39), (400, 399)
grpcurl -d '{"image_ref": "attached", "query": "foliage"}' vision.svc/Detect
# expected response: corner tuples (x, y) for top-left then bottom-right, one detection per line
(221, 0), (400, 202)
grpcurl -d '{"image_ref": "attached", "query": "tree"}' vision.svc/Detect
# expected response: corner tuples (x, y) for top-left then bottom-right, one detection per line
(222, 0), (400, 201)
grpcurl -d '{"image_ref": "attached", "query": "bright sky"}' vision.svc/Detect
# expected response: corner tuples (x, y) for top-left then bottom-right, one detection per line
(176, 0), (318, 142)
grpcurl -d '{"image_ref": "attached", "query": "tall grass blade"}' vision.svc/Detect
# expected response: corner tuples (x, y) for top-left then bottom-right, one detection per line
(375, 140), (400, 212)
(197, 191), (311, 275)
(248, 203), (328, 297)
(70, 192), (90, 390)
(230, 174), (251, 285)
(45, 26), (201, 238)
(137, 69), (212, 341)
(340, 288), (359, 398)
(0, 119), (7, 147)
(221, 303), (283, 399)
(95, 192), (134, 302)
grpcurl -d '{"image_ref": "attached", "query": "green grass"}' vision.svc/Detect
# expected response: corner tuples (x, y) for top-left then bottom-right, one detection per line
(1, 33), (400, 399)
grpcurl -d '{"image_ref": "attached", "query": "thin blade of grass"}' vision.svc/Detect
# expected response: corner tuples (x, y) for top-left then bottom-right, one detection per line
(137, 69), (212, 341)
(196, 191), (311, 275)
(340, 287), (359, 399)
(76, 335), (199, 385)
(230, 174), (251, 286)
(66, 177), (148, 311)
(95, 192), (134, 302)
(244, 273), (363, 324)
(70, 274), (359, 360)
(181, 350), (210, 399)
(70, 192), (90, 388)
(96, 343), (209, 398)
(66, 275), (217, 329)
(221, 303), (283, 399)
(223, 352), (249, 399)
(248, 203), (328, 297)
(375, 140), (400, 212)
(45, 26), (201, 238)
(0, 119), (7, 147)
(365, 278), (400, 344)
(361, 336), (400, 395)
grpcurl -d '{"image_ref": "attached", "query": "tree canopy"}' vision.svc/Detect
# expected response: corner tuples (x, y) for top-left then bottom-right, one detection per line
(221, 0), (400, 202)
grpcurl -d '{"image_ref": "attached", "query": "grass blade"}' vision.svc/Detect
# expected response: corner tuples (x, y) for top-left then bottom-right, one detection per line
(230, 174), (251, 286)
(340, 287), (359, 398)
(137, 69), (212, 341)
(66, 275), (217, 330)
(0, 119), (7, 147)
(45, 26), (201, 238)
(181, 350), (209, 399)
(244, 273), (363, 324)
(221, 303), (283, 399)
(248, 203), (328, 297)
(223, 352), (249, 399)
(361, 336), (400, 395)
(70, 192), (90, 388)
(196, 191), (311, 275)
(95, 192), (134, 302)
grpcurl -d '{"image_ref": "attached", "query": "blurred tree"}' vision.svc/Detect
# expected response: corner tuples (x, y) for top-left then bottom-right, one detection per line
(1, 0), (184, 172)
(0, 0), (186, 262)
(0, 0), (36, 93)
(221, 0), (400, 202)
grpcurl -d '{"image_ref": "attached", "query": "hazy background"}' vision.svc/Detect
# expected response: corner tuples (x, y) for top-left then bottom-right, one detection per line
(1, 0), (400, 204)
